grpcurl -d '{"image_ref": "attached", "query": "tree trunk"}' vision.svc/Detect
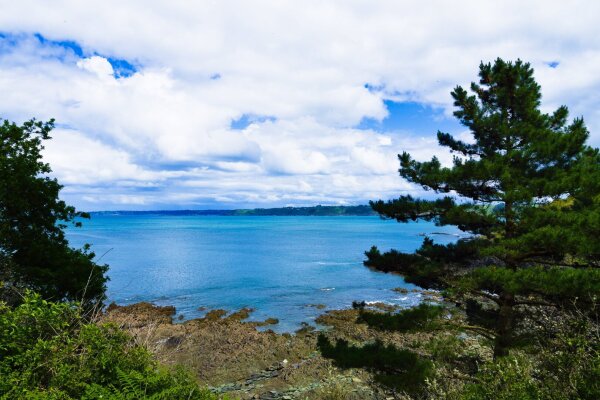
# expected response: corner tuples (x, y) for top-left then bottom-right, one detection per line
(494, 292), (515, 358)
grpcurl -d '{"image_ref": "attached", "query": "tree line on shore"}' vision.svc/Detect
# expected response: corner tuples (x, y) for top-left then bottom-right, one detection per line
(91, 205), (377, 217)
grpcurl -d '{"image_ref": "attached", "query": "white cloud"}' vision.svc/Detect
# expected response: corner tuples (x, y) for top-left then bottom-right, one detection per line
(77, 56), (113, 78)
(0, 1), (599, 209)
(43, 129), (166, 185)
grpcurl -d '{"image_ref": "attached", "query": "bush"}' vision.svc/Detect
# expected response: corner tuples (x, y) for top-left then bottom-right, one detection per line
(459, 355), (543, 400)
(358, 303), (445, 332)
(317, 334), (433, 394)
(426, 335), (463, 363)
(459, 331), (599, 400)
(0, 292), (219, 399)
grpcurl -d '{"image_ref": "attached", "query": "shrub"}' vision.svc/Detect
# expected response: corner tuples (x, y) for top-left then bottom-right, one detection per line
(0, 291), (219, 399)
(317, 334), (433, 394)
(358, 303), (445, 332)
(459, 355), (542, 400)
(459, 329), (599, 400)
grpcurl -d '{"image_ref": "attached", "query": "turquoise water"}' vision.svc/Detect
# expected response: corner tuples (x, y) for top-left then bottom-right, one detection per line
(67, 215), (461, 332)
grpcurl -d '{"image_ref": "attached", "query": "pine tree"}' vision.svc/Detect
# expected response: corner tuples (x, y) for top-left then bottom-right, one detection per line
(365, 59), (600, 356)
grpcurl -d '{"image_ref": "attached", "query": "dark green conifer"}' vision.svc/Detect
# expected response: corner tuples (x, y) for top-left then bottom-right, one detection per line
(366, 59), (600, 356)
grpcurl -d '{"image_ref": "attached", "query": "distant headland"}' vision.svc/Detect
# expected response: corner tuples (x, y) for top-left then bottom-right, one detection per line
(90, 204), (377, 216)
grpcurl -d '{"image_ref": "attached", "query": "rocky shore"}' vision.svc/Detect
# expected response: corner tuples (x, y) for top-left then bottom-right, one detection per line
(101, 289), (472, 400)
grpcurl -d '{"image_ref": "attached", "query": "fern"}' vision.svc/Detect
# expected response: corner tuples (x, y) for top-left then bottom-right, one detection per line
(1, 292), (219, 400)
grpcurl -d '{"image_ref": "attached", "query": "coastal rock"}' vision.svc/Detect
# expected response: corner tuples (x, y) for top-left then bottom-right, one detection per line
(102, 304), (315, 387)
(304, 303), (326, 310)
(163, 335), (184, 348)
(202, 309), (228, 321)
(252, 317), (280, 327)
(104, 302), (175, 327)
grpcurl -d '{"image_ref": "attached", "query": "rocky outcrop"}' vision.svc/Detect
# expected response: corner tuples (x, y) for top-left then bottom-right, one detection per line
(101, 303), (387, 399)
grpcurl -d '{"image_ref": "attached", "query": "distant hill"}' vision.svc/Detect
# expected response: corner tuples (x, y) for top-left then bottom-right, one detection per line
(232, 205), (376, 216)
(91, 205), (377, 216)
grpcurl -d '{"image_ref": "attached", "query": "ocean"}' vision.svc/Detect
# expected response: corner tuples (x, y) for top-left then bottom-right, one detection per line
(67, 214), (461, 332)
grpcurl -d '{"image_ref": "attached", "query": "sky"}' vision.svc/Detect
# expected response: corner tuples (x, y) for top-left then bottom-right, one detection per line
(1, 1), (599, 210)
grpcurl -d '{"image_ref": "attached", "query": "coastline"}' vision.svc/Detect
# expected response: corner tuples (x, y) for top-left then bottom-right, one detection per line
(101, 289), (451, 400)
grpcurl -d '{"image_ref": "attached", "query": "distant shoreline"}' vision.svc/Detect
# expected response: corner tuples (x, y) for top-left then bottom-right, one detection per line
(89, 205), (378, 217)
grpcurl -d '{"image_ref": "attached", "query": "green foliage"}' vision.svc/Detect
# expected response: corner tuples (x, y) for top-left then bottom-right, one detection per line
(82, 367), (213, 400)
(317, 334), (433, 394)
(369, 58), (600, 269)
(364, 238), (484, 289)
(0, 118), (107, 305)
(310, 381), (357, 400)
(464, 298), (497, 332)
(461, 265), (600, 305)
(460, 331), (599, 400)
(365, 58), (600, 356)
(425, 335), (464, 364)
(357, 303), (445, 332)
(459, 355), (543, 400)
(536, 315), (600, 400)
(427, 325), (599, 399)
(0, 249), (26, 305)
(0, 292), (218, 400)
(364, 245), (446, 289)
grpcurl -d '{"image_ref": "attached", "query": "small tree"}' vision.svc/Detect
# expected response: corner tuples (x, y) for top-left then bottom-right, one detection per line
(365, 59), (600, 356)
(0, 118), (107, 306)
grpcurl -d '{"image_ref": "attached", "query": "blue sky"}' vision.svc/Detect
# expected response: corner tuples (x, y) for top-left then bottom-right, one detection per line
(358, 101), (463, 135)
(1, 1), (599, 210)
